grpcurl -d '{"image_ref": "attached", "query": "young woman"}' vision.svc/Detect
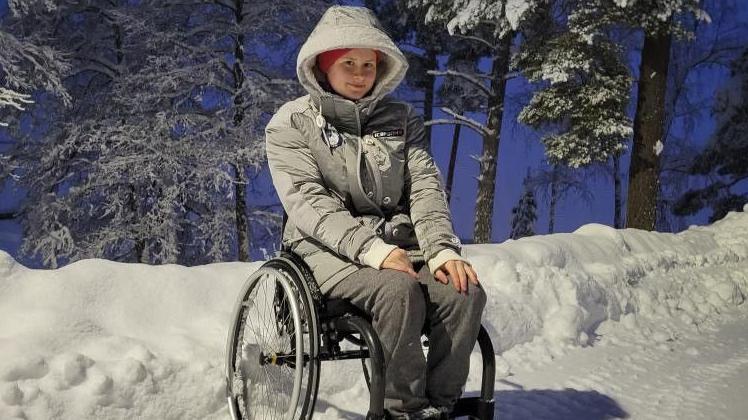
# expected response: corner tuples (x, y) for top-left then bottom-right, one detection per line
(265, 5), (486, 419)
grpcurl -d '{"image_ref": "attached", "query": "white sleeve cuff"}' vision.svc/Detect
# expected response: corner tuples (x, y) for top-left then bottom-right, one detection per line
(359, 238), (398, 269)
(427, 248), (470, 274)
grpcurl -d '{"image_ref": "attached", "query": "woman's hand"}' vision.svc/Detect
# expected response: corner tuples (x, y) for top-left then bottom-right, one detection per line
(381, 248), (418, 278)
(434, 260), (479, 294)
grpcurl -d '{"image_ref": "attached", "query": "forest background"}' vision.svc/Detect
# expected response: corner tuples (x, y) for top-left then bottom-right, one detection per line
(1, 0), (747, 268)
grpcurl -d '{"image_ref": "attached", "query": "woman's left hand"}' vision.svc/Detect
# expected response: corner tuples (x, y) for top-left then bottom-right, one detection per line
(434, 260), (479, 294)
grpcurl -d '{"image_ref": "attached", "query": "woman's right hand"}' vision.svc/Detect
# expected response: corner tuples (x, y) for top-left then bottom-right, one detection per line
(381, 247), (418, 278)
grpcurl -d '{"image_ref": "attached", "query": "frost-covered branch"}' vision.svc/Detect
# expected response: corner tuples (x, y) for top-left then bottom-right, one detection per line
(0, 88), (34, 115)
(451, 33), (497, 51)
(0, 18), (70, 126)
(426, 107), (490, 137)
(428, 69), (492, 97)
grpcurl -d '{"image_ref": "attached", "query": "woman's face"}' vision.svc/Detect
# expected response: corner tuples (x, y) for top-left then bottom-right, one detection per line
(325, 49), (378, 101)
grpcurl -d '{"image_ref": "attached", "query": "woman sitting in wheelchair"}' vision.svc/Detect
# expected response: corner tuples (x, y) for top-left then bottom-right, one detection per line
(266, 5), (487, 419)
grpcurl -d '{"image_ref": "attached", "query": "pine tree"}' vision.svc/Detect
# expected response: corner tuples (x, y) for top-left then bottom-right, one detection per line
(412, 0), (544, 243)
(515, 5), (632, 168)
(437, 38), (490, 202)
(654, 0), (743, 231)
(366, 0), (449, 143)
(674, 48), (748, 222)
(510, 173), (537, 239)
(527, 164), (593, 234)
(570, 0), (709, 230)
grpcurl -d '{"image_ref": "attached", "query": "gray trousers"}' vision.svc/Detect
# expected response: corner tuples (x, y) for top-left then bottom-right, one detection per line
(326, 264), (486, 415)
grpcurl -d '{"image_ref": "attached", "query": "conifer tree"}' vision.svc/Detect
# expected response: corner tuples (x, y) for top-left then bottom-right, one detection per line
(366, 0), (449, 142)
(510, 173), (537, 239)
(528, 164), (593, 233)
(515, 5), (632, 168)
(674, 48), (748, 222)
(412, 0), (541, 243)
(571, 0), (708, 230)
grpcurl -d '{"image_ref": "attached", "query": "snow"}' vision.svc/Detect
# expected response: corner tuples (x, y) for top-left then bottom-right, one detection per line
(1, 206), (748, 419)
(654, 140), (664, 156)
(505, 0), (532, 30)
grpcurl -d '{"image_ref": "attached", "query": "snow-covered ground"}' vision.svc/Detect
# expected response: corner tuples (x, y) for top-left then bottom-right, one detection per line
(1, 206), (747, 420)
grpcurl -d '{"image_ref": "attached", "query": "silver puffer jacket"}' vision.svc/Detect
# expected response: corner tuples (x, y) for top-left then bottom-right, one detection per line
(266, 6), (464, 292)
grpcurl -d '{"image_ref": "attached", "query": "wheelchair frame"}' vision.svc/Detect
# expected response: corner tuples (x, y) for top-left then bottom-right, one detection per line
(226, 251), (495, 419)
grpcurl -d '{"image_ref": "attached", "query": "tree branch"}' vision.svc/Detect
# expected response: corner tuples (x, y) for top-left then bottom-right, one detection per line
(426, 107), (489, 137)
(452, 33), (497, 50)
(0, 211), (16, 220)
(427, 69), (493, 97)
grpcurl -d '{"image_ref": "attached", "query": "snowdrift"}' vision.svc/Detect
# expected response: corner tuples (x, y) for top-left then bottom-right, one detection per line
(1, 206), (747, 419)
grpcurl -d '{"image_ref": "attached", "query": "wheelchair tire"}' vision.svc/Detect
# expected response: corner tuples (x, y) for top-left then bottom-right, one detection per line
(226, 261), (320, 420)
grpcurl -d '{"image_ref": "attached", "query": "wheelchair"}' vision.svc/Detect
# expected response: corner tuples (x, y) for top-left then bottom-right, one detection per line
(225, 251), (496, 419)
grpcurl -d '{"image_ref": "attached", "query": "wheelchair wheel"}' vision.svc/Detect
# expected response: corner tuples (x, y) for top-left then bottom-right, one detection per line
(226, 261), (320, 420)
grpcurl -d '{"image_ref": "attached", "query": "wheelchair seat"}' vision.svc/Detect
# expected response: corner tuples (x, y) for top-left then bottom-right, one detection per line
(319, 298), (370, 321)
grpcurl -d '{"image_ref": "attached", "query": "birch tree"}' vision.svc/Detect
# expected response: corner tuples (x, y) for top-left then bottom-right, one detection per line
(437, 42), (488, 202)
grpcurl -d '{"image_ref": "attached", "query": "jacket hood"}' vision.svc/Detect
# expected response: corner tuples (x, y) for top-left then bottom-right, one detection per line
(297, 6), (408, 106)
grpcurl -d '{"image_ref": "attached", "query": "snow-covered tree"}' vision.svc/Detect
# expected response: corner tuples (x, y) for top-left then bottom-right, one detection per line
(674, 48), (748, 222)
(425, 34), (491, 203)
(3, 1), (324, 267)
(510, 172), (537, 239)
(0, 0), (70, 127)
(527, 164), (593, 233)
(515, 8), (632, 168)
(570, 0), (709, 230)
(413, 0), (544, 243)
(366, 0), (450, 142)
(8, 1), (230, 267)
(140, 0), (325, 261)
(654, 0), (743, 232)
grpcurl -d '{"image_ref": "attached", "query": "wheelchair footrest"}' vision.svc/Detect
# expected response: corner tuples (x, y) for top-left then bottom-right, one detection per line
(451, 396), (495, 419)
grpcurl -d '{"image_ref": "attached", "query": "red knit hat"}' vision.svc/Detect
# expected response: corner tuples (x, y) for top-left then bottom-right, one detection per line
(316, 49), (382, 73)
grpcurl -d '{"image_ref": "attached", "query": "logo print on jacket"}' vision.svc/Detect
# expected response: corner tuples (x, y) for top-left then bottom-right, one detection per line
(372, 129), (404, 138)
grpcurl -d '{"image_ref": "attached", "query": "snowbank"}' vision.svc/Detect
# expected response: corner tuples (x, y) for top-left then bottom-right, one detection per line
(0, 206), (746, 419)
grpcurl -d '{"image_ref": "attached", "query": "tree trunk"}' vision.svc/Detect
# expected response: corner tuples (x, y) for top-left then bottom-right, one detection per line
(473, 34), (511, 243)
(128, 184), (145, 263)
(548, 167), (558, 234)
(626, 32), (672, 230)
(446, 123), (461, 203)
(232, 163), (250, 261)
(613, 155), (622, 228)
(232, 0), (251, 261)
(423, 49), (437, 147)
